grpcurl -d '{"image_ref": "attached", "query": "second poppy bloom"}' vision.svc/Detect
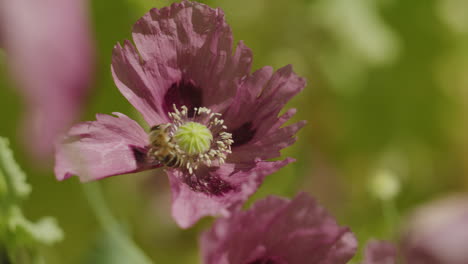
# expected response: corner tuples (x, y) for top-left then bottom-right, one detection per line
(55, 1), (306, 228)
(200, 193), (357, 264)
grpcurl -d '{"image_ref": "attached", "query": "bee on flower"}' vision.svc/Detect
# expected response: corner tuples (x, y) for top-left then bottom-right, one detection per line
(55, 0), (306, 228)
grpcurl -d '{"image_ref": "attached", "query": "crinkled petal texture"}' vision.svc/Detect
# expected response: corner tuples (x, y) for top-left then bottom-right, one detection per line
(223, 65), (306, 163)
(56, 1), (304, 227)
(362, 240), (397, 264)
(110, 0), (306, 227)
(112, 0), (254, 126)
(168, 159), (293, 228)
(55, 113), (159, 182)
(111, 0), (305, 158)
(200, 193), (357, 264)
(401, 195), (468, 264)
(0, 0), (94, 160)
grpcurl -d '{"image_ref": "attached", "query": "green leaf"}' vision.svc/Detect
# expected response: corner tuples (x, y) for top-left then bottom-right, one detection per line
(8, 206), (63, 246)
(0, 139), (63, 262)
(0, 137), (31, 199)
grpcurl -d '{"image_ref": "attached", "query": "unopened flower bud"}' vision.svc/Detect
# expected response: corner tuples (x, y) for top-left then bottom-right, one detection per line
(370, 169), (400, 201)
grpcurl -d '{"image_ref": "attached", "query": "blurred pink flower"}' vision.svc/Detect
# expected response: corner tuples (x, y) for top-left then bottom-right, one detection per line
(401, 194), (468, 264)
(200, 193), (357, 264)
(362, 194), (468, 264)
(0, 0), (94, 161)
(55, 1), (305, 228)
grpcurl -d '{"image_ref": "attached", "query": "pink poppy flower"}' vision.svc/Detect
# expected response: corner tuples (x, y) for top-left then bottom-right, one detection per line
(55, 1), (306, 228)
(0, 0), (94, 160)
(200, 193), (357, 264)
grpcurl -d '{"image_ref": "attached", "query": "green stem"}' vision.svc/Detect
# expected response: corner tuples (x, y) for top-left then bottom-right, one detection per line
(381, 198), (399, 239)
(82, 182), (153, 264)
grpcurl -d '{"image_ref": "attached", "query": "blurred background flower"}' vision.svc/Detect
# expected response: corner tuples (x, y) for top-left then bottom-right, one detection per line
(0, 0), (95, 163)
(362, 194), (468, 264)
(401, 194), (468, 264)
(0, 0), (468, 263)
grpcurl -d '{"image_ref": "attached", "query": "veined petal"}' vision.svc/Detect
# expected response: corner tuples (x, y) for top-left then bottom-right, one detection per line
(113, 0), (253, 121)
(168, 158), (293, 228)
(230, 110), (306, 163)
(112, 41), (169, 126)
(55, 113), (159, 182)
(200, 193), (357, 264)
(224, 65), (306, 163)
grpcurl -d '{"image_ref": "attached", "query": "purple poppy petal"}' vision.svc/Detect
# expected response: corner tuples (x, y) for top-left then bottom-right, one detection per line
(168, 158), (293, 228)
(126, 1), (253, 116)
(200, 193), (357, 264)
(259, 193), (355, 264)
(362, 240), (397, 264)
(55, 113), (158, 182)
(112, 41), (170, 126)
(229, 109), (306, 163)
(321, 231), (358, 264)
(224, 65), (306, 163)
(1, 0), (94, 160)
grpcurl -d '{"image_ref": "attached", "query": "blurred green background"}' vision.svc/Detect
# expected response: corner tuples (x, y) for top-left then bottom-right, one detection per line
(1, 0), (468, 262)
